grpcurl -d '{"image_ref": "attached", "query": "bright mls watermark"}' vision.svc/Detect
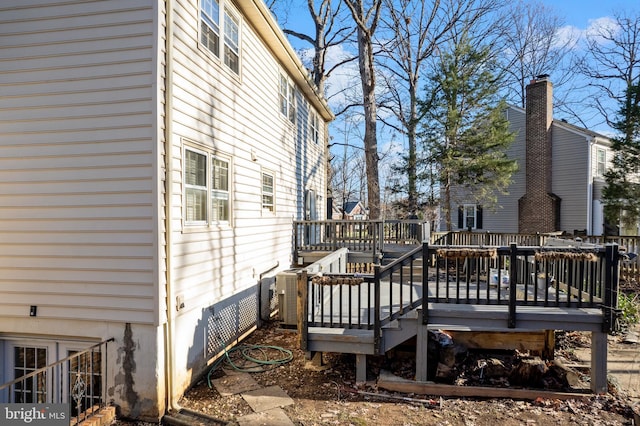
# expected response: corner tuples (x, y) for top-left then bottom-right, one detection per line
(1, 404), (68, 425)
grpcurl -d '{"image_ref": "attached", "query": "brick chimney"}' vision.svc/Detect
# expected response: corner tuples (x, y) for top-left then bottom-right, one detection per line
(518, 75), (560, 233)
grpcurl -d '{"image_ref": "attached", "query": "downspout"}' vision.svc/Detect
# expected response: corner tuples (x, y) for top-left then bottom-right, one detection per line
(587, 136), (594, 235)
(163, 0), (181, 413)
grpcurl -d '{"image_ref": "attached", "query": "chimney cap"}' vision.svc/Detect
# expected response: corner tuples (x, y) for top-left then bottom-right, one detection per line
(536, 73), (550, 80)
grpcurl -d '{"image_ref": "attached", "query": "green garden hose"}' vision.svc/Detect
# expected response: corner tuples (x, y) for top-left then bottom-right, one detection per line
(207, 344), (293, 388)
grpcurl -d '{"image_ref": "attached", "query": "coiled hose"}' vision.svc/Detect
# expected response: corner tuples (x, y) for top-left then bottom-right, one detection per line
(207, 343), (293, 388)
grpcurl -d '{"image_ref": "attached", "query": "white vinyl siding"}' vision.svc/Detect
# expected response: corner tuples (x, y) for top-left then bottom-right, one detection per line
(0, 0), (160, 325)
(169, 0), (327, 319)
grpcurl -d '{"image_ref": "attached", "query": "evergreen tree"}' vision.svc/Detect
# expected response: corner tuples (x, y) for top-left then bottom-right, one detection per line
(420, 31), (517, 231)
(603, 84), (640, 231)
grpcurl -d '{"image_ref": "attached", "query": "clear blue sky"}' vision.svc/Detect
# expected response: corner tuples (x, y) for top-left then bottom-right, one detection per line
(553, 0), (633, 26)
(282, 1), (638, 136)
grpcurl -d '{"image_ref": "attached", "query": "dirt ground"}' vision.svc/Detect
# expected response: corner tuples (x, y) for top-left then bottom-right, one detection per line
(175, 320), (637, 426)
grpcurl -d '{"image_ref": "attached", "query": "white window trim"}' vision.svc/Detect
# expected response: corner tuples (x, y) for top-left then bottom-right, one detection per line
(310, 109), (319, 145)
(183, 142), (233, 230)
(463, 204), (477, 230)
(223, 6), (240, 73)
(279, 73), (297, 124)
(596, 148), (606, 176)
(199, 0), (241, 76)
(261, 169), (275, 214)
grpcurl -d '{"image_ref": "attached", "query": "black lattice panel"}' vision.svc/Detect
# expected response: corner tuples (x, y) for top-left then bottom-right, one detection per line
(204, 286), (261, 359)
(239, 293), (257, 336)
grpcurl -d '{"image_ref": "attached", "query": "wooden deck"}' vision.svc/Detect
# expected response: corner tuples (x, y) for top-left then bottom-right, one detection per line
(295, 243), (619, 395)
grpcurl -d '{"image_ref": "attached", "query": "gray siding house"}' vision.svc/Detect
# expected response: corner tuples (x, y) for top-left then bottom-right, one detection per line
(0, 0), (332, 421)
(442, 76), (612, 235)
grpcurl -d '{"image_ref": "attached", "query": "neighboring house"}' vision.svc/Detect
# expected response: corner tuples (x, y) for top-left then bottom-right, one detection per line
(0, 0), (332, 421)
(332, 201), (368, 220)
(442, 76), (613, 236)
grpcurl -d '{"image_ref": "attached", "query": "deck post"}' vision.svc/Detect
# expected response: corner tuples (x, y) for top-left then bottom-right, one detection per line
(297, 270), (308, 351)
(508, 243), (518, 328)
(422, 242), (429, 325)
(355, 354), (367, 384)
(590, 330), (608, 394)
(373, 264), (381, 354)
(415, 309), (429, 381)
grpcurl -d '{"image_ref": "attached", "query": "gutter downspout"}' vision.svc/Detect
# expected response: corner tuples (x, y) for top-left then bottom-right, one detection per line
(587, 136), (595, 235)
(163, 0), (181, 414)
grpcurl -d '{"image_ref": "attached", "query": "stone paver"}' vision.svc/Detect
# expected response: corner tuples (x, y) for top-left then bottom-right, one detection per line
(241, 385), (294, 412)
(210, 371), (261, 396)
(236, 408), (295, 426)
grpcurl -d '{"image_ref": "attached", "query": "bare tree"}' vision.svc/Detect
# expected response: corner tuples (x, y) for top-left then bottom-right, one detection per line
(272, 1), (355, 94)
(377, 0), (501, 215)
(574, 10), (640, 128)
(500, 1), (577, 110)
(344, 0), (383, 219)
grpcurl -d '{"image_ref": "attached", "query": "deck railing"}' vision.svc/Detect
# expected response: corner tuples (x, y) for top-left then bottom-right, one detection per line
(0, 338), (114, 425)
(294, 220), (429, 257)
(299, 243), (621, 353)
(432, 231), (640, 284)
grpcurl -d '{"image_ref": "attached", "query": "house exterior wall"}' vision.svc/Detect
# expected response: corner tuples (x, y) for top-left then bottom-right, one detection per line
(551, 124), (590, 233)
(0, 0), (330, 421)
(443, 104), (612, 235)
(167, 0), (328, 400)
(479, 107), (527, 233)
(0, 0), (166, 419)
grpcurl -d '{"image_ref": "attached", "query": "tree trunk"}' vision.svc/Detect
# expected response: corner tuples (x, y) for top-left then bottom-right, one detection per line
(357, 26), (381, 219)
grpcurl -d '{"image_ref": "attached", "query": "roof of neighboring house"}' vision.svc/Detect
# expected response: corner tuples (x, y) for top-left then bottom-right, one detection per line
(507, 104), (612, 143)
(343, 201), (364, 215)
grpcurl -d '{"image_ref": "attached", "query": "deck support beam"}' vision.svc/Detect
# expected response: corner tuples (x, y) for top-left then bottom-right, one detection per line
(591, 330), (608, 394)
(415, 310), (429, 382)
(356, 354), (367, 384)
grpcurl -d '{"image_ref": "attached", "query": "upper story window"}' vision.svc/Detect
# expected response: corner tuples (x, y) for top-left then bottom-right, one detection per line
(262, 171), (275, 212)
(279, 74), (296, 124)
(223, 8), (239, 73)
(184, 145), (231, 226)
(310, 111), (319, 144)
(201, 0), (220, 56)
(200, 0), (240, 74)
(596, 148), (606, 176)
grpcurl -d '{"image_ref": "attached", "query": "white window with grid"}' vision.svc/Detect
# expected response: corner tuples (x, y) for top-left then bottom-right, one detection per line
(310, 110), (319, 144)
(223, 7), (239, 73)
(200, 0), (220, 57)
(464, 205), (476, 229)
(279, 74), (297, 124)
(184, 144), (232, 227)
(200, 0), (240, 74)
(262, 171), (275, 212)
(211, 157), (230, 222)
(184, 148), (208, 225)
(596, 148), (606, 176)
